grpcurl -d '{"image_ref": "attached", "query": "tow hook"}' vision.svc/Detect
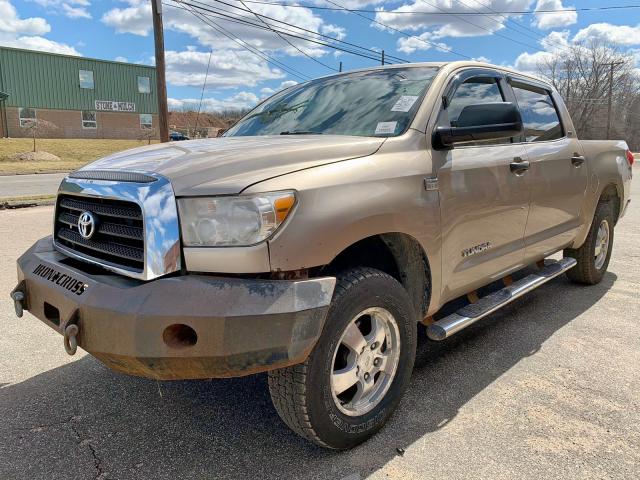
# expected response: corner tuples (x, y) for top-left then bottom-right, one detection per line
(63, 324), (79, 356)
(10, 289), (25, 318)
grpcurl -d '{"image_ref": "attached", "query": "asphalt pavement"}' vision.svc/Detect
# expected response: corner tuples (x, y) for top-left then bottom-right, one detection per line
(0, 172), (638, 480)
(0, 173), (66, 198)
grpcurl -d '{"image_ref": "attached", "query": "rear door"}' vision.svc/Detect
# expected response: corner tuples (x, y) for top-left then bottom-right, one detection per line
(507, 78), (589, 260)
(433, 69), (531, 302)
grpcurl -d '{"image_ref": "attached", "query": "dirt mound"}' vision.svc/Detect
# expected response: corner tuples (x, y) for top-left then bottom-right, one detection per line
(6, 151), (61, 162)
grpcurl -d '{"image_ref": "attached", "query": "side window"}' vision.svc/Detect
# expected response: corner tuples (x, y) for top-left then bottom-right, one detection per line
(81, 110), (97, 129)
(446, 76), (509, 146)
(137, 76), (151, 94)
(511, 84), (563, 142)
(448, 77), (504, 126)
(139, 113), (152, 129)
(79, 70), (94, 89)
(19, 107), (36, 127)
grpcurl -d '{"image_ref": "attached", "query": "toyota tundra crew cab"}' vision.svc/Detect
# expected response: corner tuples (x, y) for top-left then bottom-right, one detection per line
(11, 62), (633, 449)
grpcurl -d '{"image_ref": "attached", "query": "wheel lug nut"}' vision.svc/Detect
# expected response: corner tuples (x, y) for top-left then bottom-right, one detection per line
(364, 372), (370, 381)
(370, 342), (378, 350)
(373, 358), (381, 367)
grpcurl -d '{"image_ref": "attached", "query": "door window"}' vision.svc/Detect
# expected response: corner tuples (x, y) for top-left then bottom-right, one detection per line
(511, 84), (563, 142)
(447, 76), (510, 146)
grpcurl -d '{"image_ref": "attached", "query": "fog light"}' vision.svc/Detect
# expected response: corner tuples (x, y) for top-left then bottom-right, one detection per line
(163, 324), (197, 349)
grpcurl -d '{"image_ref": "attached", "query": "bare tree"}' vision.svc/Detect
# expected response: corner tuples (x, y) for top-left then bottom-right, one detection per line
(138, 127), (157, 145)
(20, 119), (58, 152)
(536, 41), (640, 146)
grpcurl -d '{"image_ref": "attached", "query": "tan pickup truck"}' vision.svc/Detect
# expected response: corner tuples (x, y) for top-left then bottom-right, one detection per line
(11, 62), (633, 449)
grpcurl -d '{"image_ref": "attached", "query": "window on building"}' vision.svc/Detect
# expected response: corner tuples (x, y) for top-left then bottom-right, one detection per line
(137, 76), (151, 94)
(82, 111), (97, 129)
(79, 70), (94, 89)
(19, 107), (36, 127)
(511, 83), (563, 142)
(140, 113), (153, 129)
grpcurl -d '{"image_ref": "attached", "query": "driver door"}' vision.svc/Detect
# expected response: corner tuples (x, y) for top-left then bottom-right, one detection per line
(433, 69), (532, 303)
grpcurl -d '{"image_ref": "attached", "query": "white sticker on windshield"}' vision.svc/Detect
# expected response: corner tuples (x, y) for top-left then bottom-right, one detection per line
(375, 121), (397, 135)
(391, 95), (419, 112)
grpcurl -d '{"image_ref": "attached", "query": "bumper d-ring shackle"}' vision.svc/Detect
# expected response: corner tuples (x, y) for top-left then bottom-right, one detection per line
(63, 324), (79, 356)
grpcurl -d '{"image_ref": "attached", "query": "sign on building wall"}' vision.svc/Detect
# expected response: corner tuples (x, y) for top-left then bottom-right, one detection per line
(95, 100), (136, 112)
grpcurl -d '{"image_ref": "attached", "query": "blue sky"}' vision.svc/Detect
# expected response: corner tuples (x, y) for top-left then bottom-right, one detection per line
(2, 0), (640, 111)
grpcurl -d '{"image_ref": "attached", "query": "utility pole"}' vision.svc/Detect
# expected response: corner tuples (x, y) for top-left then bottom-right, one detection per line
(339, 61), (342, 72)
(381, 50), (385, 66)
(605, 61), (624, 140)
(151, 0), (169, 143)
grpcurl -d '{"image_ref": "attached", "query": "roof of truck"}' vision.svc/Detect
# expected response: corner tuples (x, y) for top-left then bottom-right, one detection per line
(314, 61), (551, 88)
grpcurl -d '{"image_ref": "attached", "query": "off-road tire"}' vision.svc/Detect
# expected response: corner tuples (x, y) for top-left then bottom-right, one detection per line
(268, 267), (417, 449)
(564, 200), (614, 285)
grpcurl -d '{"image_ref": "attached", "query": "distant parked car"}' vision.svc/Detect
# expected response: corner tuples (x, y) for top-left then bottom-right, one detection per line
(169, 131), (189, 141)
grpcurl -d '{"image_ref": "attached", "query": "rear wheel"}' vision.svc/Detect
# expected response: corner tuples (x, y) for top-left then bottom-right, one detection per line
(564, 200), (614, 285)
(268, 268), (417, 449)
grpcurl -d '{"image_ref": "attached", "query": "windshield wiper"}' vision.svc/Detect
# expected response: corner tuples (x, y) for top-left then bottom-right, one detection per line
(280, 130), (322, 135)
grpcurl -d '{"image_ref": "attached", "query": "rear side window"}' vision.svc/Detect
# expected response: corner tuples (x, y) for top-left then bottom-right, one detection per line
(511, 84), (563, 142)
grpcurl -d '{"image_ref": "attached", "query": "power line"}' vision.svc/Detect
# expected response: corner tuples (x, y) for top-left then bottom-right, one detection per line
(218, 1), (640, 15)
(462, 0), (548, 43)
(194, 48), (213, 133)
(196, 0), (409, 62)
(237, 0), (338, 71)
(321, 0), (473, 59)
(179, 2), (311, 80)
(176, 0), (410, 63)
(417, 0), (543, 52)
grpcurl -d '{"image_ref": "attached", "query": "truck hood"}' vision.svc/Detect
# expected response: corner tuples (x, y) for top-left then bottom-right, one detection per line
(80, 135), (385, 196)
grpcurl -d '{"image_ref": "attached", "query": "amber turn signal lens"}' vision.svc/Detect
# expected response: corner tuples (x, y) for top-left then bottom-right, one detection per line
(274, 195), (296, 223)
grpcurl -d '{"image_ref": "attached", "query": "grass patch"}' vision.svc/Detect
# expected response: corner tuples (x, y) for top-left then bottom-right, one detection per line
(0, 138), (159, 175)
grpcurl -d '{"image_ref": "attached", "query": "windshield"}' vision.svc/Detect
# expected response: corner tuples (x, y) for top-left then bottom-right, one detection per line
(225, 66), (440, 138)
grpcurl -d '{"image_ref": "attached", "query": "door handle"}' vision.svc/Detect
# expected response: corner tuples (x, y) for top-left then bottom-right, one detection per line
(510, 157), (530, 175)
(571, 154), (585, 167)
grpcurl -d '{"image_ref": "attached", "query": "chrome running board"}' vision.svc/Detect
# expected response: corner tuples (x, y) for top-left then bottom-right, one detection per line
(427, 257), (577, 341)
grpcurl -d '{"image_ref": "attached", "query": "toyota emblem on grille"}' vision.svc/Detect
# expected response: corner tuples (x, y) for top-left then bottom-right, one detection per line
(77, 211), (97, 239)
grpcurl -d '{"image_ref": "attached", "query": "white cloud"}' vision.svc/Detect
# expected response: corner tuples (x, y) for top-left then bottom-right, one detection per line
(101, 0), (149, 36)
(533, 0), (577, 30)
(321, 24), (346, 40)
(540, 29), (570, 51)
(472, 56), (491, 63)
(164, 47), (285, 89)
(0, 0), (80, 54)
(375, 0), (531, 39)
(396, 31), (449, 54)
(573, 23), (640, 46)
(102, 0), (332, 57)
(31, 0), (92, 20)
(114, 55), (128, 62)
(0, 0), (49, 35)
(168, 91), (260, 112)
(513, 31), (569, 74)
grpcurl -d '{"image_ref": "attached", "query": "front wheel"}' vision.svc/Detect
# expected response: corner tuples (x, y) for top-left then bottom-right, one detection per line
(268, 268), (417, 449)
(564, 199), (615, 285)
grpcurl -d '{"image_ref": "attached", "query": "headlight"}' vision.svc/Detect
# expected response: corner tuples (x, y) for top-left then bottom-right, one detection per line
(178, 191), (296, 247)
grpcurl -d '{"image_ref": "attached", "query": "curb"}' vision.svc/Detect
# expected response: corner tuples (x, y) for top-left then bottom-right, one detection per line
(0, 197), (56, 210)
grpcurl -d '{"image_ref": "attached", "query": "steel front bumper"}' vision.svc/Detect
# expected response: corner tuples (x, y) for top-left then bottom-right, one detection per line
(13, 236), (336, 380)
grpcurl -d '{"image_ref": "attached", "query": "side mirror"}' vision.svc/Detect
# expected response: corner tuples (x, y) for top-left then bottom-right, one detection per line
(433, 102), (523, 149)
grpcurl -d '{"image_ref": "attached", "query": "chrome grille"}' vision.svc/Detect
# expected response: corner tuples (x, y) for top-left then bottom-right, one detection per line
(54, 195), (144, 271)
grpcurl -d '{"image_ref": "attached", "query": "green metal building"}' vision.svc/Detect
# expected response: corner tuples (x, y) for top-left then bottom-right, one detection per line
(0, 46), (158, 139)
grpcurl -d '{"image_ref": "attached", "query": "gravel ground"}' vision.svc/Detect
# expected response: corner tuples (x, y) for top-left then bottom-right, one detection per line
(0, 172), (638, 480)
